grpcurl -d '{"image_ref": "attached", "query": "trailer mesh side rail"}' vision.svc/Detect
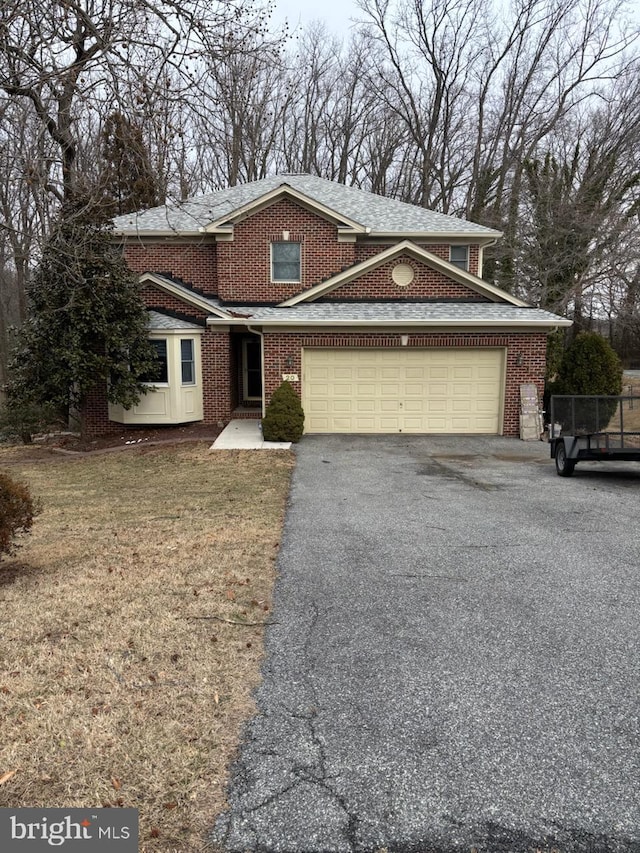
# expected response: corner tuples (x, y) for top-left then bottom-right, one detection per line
(550, 395), (640, 475)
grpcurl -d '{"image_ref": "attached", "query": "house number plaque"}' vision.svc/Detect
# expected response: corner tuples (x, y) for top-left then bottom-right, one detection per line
(282, 373), (299, 382)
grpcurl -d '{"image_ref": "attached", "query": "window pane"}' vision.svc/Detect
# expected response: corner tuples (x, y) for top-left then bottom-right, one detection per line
(272, 242), (301, 281)
(139, 339), (168, 383)
(181, 339), (195, 384)
(450, 246), (468, 270)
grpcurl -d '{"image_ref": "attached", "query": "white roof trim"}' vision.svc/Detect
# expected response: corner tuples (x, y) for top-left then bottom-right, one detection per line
(207, 316), (572, 330)
(367, 231), (502, 242)
(116, 229), (205, 239)
(199, 183), (367, 234)
(140, 272), (231, 318)
(279, 240), (528, 307)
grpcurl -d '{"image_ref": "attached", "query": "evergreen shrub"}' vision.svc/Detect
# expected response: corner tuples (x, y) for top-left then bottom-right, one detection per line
(262, 381), (305, 443)
(551, 331), (623, 432)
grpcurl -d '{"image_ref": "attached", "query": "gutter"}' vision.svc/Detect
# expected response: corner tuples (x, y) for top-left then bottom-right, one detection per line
(208, 317), (572, 330)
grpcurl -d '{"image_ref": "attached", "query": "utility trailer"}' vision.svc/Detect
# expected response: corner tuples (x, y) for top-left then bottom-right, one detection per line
(550, 395), (640, 477)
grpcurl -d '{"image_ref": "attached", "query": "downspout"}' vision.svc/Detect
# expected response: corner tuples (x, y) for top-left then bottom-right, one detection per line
(247, 326), (266, 418)
(479, 238), (497, 279)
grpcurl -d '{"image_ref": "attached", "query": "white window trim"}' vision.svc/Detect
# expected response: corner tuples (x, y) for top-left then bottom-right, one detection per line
(271, 241), (301, 283)
(180, 338), (196, 386)
(450, 245), (469, 271)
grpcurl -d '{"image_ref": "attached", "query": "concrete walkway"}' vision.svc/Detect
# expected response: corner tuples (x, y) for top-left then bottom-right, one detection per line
(210, 419), (292, 450)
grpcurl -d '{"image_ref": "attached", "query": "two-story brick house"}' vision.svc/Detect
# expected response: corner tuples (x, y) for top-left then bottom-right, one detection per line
(84, 175), (570, 437)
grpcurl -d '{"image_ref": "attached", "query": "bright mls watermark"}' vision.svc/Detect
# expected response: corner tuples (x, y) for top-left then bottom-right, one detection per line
(0, 809), (138, 851)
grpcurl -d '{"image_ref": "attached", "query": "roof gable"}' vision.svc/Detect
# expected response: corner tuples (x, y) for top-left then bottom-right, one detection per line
(200, 184), (366, 235)
(140, 272), (231, 318)
(279, 241), (528, 307)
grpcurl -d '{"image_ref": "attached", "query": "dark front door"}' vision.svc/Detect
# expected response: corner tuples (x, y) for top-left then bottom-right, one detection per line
(242, 337), (262, 401)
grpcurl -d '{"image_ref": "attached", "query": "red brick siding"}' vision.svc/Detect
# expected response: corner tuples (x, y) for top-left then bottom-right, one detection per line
(82, 330), (546, 438)
(469, 245), (479, 276)
(125, 243), (218, 296)
(262, 332), (547, 437)
(355, 243), (480, 276)
(321, 255), (488, 301)
(82, 382), (123, 438)
(217, 199), (356, 302)
(202, 329), (233, 423)
(142, 285), (210, 320)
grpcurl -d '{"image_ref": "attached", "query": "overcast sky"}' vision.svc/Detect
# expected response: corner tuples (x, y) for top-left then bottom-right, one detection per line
(271, 0), (363, 37)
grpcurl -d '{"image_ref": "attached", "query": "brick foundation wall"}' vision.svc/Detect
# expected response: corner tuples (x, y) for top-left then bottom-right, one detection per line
(262, 331), (547, 437)
(321, 255), (488, 301)
(82, 382), (123, 438)
(217, 199), (356, 302)
(124, 242), (218, 296)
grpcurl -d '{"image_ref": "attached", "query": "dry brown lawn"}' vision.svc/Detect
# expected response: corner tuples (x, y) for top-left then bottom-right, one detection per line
(0, 442), (294, 851)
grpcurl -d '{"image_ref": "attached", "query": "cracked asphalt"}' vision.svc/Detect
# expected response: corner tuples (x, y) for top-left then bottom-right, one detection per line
(212, 435), (640, 853)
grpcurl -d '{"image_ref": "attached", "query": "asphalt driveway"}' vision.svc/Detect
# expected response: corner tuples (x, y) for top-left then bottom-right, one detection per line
(213, 436), (640, 853)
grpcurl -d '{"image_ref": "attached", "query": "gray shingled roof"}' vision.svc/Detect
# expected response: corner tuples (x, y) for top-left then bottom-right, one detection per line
(113, 175), (500, 238)
(217, 302), (570, 327)
(145, 274), (569, 328)
(147, 310), (202, 330)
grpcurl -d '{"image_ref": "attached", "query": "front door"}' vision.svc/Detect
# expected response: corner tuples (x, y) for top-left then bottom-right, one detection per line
(242, 337), (263, 401)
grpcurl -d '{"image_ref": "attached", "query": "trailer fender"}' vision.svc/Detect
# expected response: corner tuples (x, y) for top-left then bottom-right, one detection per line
(555, 439), (576, 477)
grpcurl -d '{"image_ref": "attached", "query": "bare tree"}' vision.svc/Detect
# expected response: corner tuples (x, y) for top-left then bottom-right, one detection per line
(0, 0), (279, 203)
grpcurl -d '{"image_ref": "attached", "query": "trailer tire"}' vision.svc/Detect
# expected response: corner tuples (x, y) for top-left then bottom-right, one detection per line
(555, 443), (576, 477)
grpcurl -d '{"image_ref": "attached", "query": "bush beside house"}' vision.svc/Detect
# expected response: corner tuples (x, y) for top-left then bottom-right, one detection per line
(262, 382), (305, 443)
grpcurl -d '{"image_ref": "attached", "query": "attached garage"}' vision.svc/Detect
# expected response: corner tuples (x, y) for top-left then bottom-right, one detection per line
(302, 347), (505, 434)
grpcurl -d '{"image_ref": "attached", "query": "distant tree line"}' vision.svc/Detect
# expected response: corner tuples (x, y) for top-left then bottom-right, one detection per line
(1, 0), (639, 390)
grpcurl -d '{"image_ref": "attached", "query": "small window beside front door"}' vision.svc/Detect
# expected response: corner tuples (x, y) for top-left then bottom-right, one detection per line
(242, 338), (262, 401)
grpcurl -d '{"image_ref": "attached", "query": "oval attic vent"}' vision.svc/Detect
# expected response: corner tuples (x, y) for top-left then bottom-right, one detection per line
(392, 263), (415, 287)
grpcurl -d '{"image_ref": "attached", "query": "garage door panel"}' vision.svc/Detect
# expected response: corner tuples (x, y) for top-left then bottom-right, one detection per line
(428, 367), (448, 379)
(354, 417), (376, 431)
(303, 348), (504, 434)
(428, 383), (448, 397)
(379, 416), (402, 430)
(405, 383), (425, 396)
(451, 384), (473, 397)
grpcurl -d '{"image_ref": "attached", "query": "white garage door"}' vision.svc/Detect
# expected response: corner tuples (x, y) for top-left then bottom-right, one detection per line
(302, 348), (505, 434)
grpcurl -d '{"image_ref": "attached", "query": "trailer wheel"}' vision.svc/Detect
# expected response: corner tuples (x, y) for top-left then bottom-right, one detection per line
(555, 442), (575, 477)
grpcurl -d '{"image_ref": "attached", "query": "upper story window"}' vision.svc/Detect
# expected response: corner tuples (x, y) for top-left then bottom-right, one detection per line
(450, 245), (469, 271)
(271, 242), (301, 282)
(181, 339), (195, 385)
(139, 338), (168, 384)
